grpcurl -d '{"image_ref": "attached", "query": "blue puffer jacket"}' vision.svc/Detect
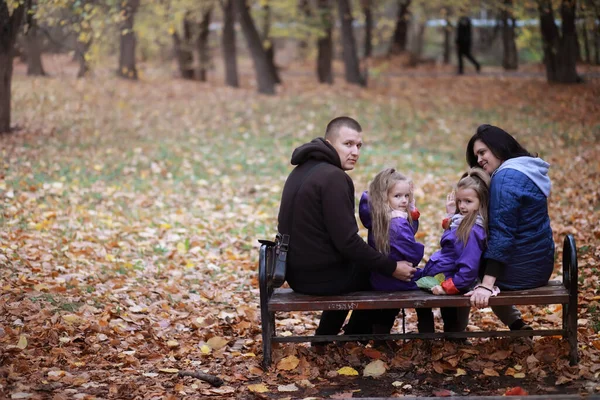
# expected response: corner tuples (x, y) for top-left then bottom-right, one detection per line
(485, 157), (555, 290)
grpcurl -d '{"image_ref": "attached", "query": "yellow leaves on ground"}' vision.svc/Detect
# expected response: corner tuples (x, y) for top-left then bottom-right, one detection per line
(337, 366), (359, 376)
(277, 355), (300, 371)
(247, 383), (269, 393)
(17, 335), (28, 349)
(158, 368), (179, 374)
(206, 336), (228, 350)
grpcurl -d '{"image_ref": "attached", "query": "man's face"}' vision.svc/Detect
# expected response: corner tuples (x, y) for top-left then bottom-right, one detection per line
(327, 127), (363, 171)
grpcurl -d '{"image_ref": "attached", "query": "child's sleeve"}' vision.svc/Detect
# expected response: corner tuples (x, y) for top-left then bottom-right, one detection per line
(389, 219), (425, 267)
(441, 226), (486, 294)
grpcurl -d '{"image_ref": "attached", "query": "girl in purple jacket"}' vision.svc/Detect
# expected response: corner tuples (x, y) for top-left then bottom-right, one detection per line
(359, 168), (428, 333)
(416, 167), (490, 333)
(359, 169), (424, 292)
(424, 167), (490, 295)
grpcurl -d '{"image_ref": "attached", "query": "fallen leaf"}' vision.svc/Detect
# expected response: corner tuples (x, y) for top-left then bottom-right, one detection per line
(505, 386), (528, 396)
(433, 389), (454, 397)
(489, 350), (510, 361)
(338, 366), (359, 376)
(207, 336), (228, 350)
(455, 368), (467, 376)
(167, 340), (179, 348)
(363, 360), (386, 377)
(278, 384), (298, 392)
(159, 368), (179, 374)
(363, 348), (382, 359)
(483, 368), (500, 377)
(555, 376), (573, 385)
(16, 335), (27, 349)
(277, 355), (299, 371)
(247, 383), (269, 393)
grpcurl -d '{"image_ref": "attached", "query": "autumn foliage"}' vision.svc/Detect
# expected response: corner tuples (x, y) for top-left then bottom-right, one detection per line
(1, 60), (599, 398)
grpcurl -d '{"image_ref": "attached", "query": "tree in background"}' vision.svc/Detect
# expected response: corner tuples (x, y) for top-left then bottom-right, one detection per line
(118, 0), (139, 80)
(197, 4), (212, 82)
(537, 0), (580, 83)
(316, 0), (333, 84)
(500, 0), (518, 70)
(361, 0), (373, 58)
(260, 0), (281, 84)
(24, 0), (47, 76)
(220, 0), (238, 87)
(389, 0), (411, 55)
(1, 0), (28, 133)
(337, 0), (365, 86)
(235, 0), (276, 94)
(173, 14), (194, 79)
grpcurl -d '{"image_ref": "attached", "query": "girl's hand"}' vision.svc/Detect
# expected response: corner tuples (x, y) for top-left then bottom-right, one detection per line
(465, 286), (493, 308)
(446, 191), (456, 214)
(431, 285), (445, 295)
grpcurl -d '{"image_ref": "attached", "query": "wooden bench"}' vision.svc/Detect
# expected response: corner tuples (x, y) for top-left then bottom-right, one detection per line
(258, 235), (578, 367)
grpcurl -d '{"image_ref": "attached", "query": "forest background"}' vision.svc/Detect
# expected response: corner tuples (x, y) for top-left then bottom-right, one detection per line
(1, 0), (600, 398)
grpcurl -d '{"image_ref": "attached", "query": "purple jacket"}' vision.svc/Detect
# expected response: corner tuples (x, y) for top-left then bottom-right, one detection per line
(418, 223), (486, 293)
(359, 192), (425, 291)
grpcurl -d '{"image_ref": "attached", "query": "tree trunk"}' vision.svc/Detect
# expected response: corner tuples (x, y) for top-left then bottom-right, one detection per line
(538, 0), (580, 83)
(118, 0), (139, 80)
(75, 39), (91, 78)
(297, 0), (311, 59)
(316, 0), (333, 84)
(197, 6), (212, 82)
(261, 2), (281, 84)
(235, 0), (276, 94)
(595, 1), (600, 64)
(362, 0), (372, 58)
(389, 0), (411, 55)
(0, 0), (27, 133)
(581, 14), (590, 64)
(558, 0), (580, 81)
(221, 0), (239, 87)
(173, 16), (194, 79)
(443, 13), (451, 64)
(407, 20), (425, 67)
(337, 0), (365, 86)
(501, 0), (518, 70)
(25, 19), (46, 76)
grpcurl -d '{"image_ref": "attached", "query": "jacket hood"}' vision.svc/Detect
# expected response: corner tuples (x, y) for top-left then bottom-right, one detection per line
(495, 156), (552, 197)
(291, 138), (341, 168)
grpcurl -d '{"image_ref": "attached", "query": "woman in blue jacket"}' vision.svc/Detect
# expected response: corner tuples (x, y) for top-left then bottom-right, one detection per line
(465, 124), (554, 330)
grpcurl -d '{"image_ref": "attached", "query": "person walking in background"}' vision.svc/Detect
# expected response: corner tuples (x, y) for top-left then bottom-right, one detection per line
(456, 15), (481, 74)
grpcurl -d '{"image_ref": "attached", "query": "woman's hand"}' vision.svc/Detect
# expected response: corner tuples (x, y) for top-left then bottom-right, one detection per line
(431, 285), (445, 295)
(446, 191), (456, 214)
(466, 286), (493, 308)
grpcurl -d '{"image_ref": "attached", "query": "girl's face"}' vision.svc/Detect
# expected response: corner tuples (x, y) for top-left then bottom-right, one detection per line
(388, 181), (411, 212)
(473, 139), (502, 174)
(456, 188), (480, 216)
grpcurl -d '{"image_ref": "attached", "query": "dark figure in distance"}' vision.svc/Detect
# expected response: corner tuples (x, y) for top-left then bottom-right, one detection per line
(456, 16), (481, 75)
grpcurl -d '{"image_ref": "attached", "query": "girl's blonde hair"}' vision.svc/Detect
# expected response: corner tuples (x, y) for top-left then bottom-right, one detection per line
(369, 168), (413, 255)
(454, 167), (491, 244)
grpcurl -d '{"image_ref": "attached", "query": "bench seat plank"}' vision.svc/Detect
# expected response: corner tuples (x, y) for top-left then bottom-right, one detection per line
(269, 283), (569, 312)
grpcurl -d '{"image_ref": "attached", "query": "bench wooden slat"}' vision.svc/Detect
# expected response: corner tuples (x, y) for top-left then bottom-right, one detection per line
(269, 285), (569, 312)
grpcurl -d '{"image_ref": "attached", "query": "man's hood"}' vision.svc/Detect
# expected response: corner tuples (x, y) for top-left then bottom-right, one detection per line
(495, 156), (552, 197)
(290, 138), (341, 168)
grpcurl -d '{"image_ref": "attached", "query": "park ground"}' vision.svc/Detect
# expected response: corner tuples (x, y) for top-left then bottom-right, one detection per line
(1, 56), (600, 399)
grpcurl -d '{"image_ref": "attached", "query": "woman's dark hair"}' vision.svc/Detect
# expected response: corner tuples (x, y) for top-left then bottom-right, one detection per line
(466, 124), (533, 168)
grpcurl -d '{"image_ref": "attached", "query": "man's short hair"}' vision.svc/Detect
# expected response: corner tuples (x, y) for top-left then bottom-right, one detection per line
(325, 117), (362, 141)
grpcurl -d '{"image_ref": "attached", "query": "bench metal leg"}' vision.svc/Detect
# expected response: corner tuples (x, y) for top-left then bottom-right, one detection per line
(258, 244), (274, 368)
(563, 235), (579, 365)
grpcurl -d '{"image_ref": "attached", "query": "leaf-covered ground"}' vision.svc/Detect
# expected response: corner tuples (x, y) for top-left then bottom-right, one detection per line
(2, 58), (600, 399)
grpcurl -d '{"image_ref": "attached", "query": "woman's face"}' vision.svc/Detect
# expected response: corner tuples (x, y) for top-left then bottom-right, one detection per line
(473, 140), (502, 174)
